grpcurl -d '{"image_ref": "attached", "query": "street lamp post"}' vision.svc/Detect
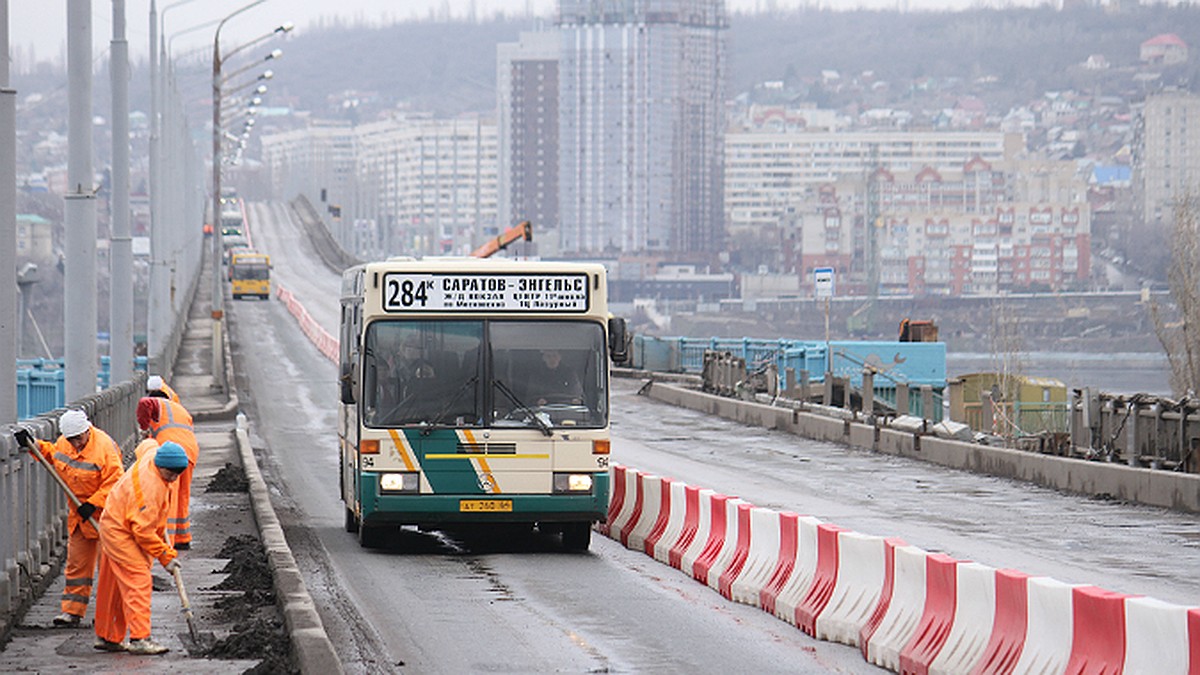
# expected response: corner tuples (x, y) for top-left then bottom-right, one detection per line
(210, 1), (289, 389)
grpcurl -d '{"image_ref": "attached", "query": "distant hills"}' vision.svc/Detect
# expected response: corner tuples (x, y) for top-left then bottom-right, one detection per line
(246, 5), (1200, 121)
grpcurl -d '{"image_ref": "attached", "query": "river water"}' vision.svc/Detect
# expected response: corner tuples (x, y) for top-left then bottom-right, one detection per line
(946, 351), (1172, 397)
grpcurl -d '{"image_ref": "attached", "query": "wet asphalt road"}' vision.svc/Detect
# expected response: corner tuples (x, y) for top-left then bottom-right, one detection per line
(231, 202), (1199, 673)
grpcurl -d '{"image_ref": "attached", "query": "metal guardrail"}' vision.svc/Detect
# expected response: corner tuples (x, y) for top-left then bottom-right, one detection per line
(1070, 391), (1199, 472)
(0, 378), (143, 628)
(15, 357), (149, 421)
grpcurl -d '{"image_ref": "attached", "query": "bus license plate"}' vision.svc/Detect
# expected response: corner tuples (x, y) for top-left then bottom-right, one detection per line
(460, 499), (513, 513)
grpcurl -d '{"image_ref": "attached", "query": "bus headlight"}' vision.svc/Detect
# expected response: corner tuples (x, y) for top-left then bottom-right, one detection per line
(553, 473), (593, 494)
(379, 472), (420, 494)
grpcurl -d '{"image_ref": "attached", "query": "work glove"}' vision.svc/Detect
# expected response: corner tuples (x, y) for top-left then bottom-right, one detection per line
(76, 502), (97, 521)
(164, 559), (181, 574)
(14, 427), (33, 448)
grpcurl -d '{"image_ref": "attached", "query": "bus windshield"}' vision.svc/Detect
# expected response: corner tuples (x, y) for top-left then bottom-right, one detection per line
(362, 319), (607, 430)
(231, 264), (269, 280)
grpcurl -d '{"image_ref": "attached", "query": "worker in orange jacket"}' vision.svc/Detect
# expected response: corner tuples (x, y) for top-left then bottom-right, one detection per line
(14, 409), (123, 626)
(146, 375), (181, 405)
(137, 392), (199, 548)
(92, 439), (187, 655)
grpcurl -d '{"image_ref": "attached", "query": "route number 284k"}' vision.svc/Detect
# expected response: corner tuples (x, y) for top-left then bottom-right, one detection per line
(386, 278), (432, 309)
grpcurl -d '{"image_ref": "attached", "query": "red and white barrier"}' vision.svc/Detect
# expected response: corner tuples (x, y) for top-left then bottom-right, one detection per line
(927, 562), (996, 674)
(727, 507), (782, 606)
(769, 514), (823, 626)
(814, 532), (894, 646)
(863, 544), (931, 671)
(276, 284), (338, 363)
(1123, 597), (1199, 674)
(598, 465), (1200, 675)
(1011, 577), (1079, 673)
(650, 480), (689, 564)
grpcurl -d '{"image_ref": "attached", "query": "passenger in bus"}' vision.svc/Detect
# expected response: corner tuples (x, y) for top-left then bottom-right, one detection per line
(377, 334), (438, 421)
(527, 349), (583, 406)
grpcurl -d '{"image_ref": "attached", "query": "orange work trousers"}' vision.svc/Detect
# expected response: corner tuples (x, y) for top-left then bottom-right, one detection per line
(93, 548), (153, 642)
(167, 461), (194, 546)
(61, 529), (99, 617)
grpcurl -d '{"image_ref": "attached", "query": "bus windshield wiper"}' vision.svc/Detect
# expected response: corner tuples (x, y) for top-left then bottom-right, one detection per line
(419, 375), (479, 436)
(493, 379), (553, 437)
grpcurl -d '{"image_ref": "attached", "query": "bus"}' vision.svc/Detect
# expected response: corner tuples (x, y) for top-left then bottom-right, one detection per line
(229, 251), (271, 299)
(338, 257), (628, 550)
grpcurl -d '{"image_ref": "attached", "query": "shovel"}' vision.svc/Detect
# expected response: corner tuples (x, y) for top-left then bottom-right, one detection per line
(18, 430), (101, 531)
(171, 565), (201, 643)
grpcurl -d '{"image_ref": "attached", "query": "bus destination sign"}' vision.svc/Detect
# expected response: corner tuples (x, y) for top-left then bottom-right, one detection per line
(382, 273), (590, 313)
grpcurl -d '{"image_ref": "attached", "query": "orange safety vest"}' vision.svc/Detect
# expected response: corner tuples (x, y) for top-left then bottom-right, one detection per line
(36, 428), (124, 539)
(147, 398), (199, 464)
(98, 441), (177, 568)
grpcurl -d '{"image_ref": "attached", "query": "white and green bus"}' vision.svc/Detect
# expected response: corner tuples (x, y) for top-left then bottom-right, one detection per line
(338, 257), (628, 550)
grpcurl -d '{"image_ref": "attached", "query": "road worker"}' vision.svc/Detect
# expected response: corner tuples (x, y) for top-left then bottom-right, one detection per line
(92, 440), (186, 655)
(13, 410), (123, 627)
(145, 374), (181, 405)
(137, 393), (199, 549)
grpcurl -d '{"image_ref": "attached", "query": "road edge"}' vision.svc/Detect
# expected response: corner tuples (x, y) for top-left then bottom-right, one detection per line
(235, 417), (344, 674)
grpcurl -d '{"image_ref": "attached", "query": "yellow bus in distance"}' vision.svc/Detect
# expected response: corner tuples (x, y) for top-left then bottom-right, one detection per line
(230, 251), (271, 299)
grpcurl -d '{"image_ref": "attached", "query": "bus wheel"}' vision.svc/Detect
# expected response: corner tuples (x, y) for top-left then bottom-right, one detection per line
(561, 522), (591, 552)
(344, 506), (359, 533)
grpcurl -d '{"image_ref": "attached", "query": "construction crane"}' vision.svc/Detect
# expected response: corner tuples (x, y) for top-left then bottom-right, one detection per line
(471, 220), (533, 258)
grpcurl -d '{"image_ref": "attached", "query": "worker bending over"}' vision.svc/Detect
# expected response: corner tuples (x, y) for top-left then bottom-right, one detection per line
(92, 440), (187, 655)
(15, 410), (123, 626)
(137, 388), (199, 549)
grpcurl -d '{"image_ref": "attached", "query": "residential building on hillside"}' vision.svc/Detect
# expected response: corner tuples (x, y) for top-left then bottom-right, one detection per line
(557, 0), (727, 257)
(17, 213), (54, 260)
(725, 129), (1025, 232)
(1137, 90), (1200, 224)
(777, 159), (1090, 297)
(1140, 33), (1188, 66)
(497, 31), (559, 244)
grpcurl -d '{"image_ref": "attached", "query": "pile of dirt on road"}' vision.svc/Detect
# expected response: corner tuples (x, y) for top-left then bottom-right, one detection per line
(214, 534), (272, 591)
(206, 462), (249, 493)
(203, 534), (295, 672)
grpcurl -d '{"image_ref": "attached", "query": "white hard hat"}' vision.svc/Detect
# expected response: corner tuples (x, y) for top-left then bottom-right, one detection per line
(59, 409), (90, 438)
(147, 375), (165, 392)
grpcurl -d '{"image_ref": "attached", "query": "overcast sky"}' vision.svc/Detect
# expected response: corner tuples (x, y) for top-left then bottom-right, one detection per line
(9, 0), (1038, 68)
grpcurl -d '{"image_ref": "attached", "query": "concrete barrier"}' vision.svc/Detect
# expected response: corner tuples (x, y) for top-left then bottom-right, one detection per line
(759, 512), (802, 616)
(638, 475), (675, 557)
(969, 569), (1030, 675)
(640, 380), (1200, 513)
(675, 488), (716, 573)
(814, 532), (893, 646)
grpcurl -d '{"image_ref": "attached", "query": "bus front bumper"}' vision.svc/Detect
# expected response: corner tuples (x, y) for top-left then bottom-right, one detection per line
(358, 472), (610, 527)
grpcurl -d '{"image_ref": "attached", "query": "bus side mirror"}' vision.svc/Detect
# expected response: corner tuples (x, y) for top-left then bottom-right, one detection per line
(608, 317), (629, 364)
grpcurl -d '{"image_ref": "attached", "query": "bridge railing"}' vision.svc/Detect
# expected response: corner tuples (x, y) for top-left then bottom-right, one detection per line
(15, 357), (149, 421)
(0, 378), (143, 626)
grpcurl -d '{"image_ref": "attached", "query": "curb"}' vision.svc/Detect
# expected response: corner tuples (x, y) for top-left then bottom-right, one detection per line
(235, 418), (343, 674)
(193, 295), (241, 423)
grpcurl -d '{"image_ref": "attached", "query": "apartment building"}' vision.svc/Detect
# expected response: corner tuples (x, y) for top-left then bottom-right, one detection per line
(497, 31), (559, 238)
(726, 129), (1025, 232)
(557, 0), (727, 256)
(782, 159), (1090, 296)
(260, 119), (356, 221)
(1138, 90), (1200, 224)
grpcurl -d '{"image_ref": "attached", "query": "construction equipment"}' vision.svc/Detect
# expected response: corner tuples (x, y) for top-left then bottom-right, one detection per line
(18, 430), (101, 531)
(471, 220), (532, 258)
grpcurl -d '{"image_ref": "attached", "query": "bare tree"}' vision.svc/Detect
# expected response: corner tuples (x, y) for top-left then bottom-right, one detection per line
(1150, 194), (1200, 397)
